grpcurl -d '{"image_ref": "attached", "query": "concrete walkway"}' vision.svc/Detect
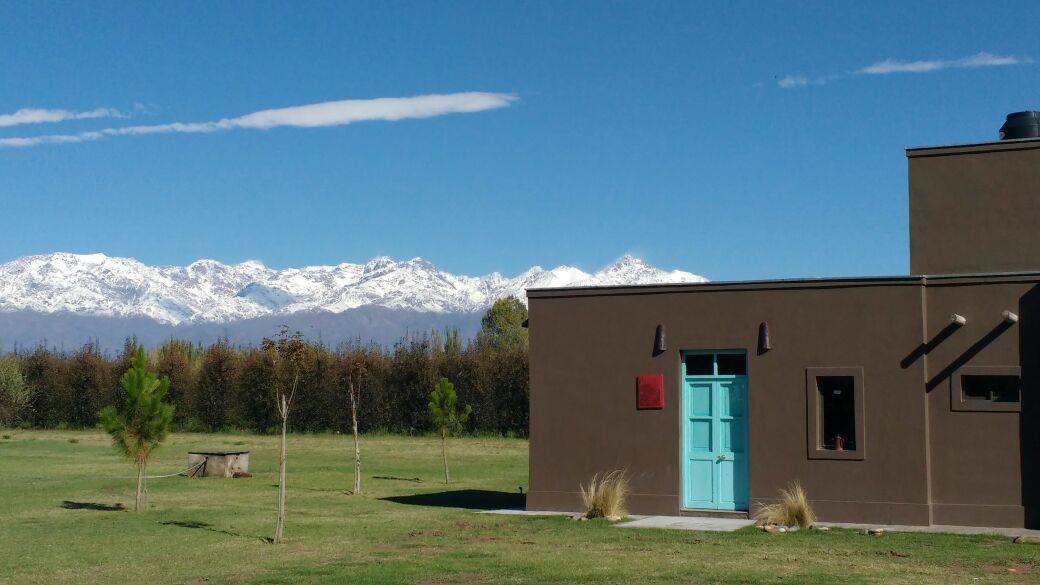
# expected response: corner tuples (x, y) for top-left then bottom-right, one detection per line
(615, 516), (754, 532)
(819, 522), (1040, 538)
(480, 509), (753, 532)
(481, 509), (1040, 537)
(479, 509), (573, 517)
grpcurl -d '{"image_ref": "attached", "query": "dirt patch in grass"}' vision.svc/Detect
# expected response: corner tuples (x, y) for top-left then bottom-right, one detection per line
(408, 529), (445, 538)
(416, 572), (482, 585)
(982, 561), (1034, 575)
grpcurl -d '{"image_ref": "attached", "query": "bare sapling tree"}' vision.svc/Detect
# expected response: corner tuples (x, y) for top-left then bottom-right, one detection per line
(265, 326), (306, 543)
(345, 354), (366, 495)
(428, 377), (471, 484)
(99, 346), (174, 512)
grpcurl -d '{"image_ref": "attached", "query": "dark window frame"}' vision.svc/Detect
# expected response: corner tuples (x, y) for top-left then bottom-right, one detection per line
(951, 365), (1021, 413)
(805, 367), (866, 461)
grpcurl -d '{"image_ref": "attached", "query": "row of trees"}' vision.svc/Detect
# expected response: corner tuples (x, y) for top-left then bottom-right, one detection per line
(99, 333), (471, 547)
(0, 298), (529, 437)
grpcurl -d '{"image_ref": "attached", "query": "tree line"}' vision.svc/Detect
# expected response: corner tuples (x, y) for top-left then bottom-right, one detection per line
(0, 297), (529, 436)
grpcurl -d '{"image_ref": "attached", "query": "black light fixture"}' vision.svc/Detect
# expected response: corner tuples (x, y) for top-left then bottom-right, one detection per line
(758, 321), (771, 353)
(653, 324), (666, 355)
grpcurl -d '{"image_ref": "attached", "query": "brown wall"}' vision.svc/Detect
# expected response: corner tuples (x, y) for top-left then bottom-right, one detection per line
(527, 275), (1040, 527)
(922, 278), (1040, 527)
(909, 139), (1040, 275)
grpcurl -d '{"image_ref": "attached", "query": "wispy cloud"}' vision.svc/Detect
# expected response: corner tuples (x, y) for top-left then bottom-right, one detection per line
(858, 51), (1029, 75)
(0, 92), (517, 148)
(777, 75), (809, 89)
(776, 51), (1030, 89)
(0, 107), (124, 128)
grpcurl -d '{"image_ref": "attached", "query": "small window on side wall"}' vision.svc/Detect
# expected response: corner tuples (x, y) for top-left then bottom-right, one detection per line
(818, 376), (856, 451)
(951, 366), (1021, 413)
(806, 367), (865, 460)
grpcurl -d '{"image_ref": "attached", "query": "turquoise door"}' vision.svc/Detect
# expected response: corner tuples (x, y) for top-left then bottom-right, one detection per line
(682, 351), (749, 510)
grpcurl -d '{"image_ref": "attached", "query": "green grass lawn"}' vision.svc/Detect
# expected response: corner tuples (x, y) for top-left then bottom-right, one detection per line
(0, 430), (1037, 584)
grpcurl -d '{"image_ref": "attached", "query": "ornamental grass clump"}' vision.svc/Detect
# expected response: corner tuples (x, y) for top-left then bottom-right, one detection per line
(754, 481), (816, 529)
(579, 470), (629, 519)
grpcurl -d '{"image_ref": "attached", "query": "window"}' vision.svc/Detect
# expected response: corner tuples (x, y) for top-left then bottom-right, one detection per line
(683, 352), (747, 376)
(951, 366), (1021, 413)
(961, 375), (1020, 403)
(806, 367), (865, 460)
(716, 353), (747, 376)
(684, 354), (713, 376)
(817, 376), (856, 451)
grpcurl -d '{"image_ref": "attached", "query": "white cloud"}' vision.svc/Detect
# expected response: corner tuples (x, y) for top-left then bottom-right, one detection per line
(0, 107), (124, 128)
(0, 92), (517, 148)
(777, 75), (809, 89)
(774, 51), (1030, 89)
(857, 51), (1029, 75)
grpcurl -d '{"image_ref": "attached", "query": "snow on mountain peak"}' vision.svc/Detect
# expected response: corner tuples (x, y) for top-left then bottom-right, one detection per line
(0, 252), (708, 325)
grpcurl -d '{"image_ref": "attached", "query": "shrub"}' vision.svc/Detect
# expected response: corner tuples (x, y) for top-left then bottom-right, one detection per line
(0, 357), (32, 426)
(580, 470), (629, 518)
(754, 482), (816, 528)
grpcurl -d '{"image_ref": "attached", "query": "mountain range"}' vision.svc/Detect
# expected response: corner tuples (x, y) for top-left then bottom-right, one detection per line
(0, 253), (707, 351)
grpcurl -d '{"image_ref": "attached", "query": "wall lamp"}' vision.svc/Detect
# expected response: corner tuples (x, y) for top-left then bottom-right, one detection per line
(1002, 310), (1019, 324)
(758, 321), (771, 353)
(653, 324), (666, 355)
(950, 313), (967, 326)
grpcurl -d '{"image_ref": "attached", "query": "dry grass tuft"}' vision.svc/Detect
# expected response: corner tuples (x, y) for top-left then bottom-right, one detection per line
(579, 470), (629, 518)
(754, 482), (816, 528)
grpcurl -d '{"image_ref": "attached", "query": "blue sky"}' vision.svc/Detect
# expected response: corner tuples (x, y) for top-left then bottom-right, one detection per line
(0, 1), (1037, 280)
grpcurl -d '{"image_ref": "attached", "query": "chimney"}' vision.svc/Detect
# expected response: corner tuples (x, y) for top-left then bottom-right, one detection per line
(999, 111), (1040, 140)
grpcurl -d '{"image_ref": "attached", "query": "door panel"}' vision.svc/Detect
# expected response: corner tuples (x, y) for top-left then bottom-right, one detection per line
(683, 379), (716, 509)
(689, 381), (712, 416)
(687, 459), (715, 507)
(682, 353), (748, 510)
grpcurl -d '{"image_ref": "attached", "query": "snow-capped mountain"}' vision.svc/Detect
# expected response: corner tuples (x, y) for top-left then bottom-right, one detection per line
(0, 252), (707, 325)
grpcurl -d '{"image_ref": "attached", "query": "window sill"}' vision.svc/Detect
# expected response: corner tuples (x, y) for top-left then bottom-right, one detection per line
(808, 448), (865, 461)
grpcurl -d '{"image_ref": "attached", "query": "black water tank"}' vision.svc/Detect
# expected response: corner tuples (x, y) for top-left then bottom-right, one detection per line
(999, 111), (1040, 140)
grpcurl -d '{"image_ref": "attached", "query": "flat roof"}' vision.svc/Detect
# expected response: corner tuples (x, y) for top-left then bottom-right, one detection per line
(906, 136), (1040, 158)
(526, 271), (1040, 299)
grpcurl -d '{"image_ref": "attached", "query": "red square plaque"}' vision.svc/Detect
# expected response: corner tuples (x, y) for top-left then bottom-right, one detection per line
(636, 373), (665, 410)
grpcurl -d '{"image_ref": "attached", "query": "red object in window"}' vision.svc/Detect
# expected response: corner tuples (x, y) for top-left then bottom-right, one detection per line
(834, 435), (845, 451)
(636, 374), (665, 410)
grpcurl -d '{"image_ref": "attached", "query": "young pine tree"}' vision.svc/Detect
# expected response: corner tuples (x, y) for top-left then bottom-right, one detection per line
(428, 377), (471, 484)
(99, 346), (175, 512)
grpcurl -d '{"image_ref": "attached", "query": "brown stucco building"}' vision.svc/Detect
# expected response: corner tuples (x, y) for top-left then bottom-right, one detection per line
(526, 124), (1040, 528)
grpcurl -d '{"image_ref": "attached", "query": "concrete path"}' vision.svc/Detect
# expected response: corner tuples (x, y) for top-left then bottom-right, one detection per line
(480, 509), (1040, 538)
(819, 522), (1040, 538)
(615, 516), (754, 532)
(480, 509), (752, 532)
(479, 509), (574, 517)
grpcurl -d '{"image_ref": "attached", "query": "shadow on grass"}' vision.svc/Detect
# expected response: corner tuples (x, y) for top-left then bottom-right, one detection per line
(160, 519), (265, 541)
(381, 489), (525, 511)
(61, 501), (125, 512)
